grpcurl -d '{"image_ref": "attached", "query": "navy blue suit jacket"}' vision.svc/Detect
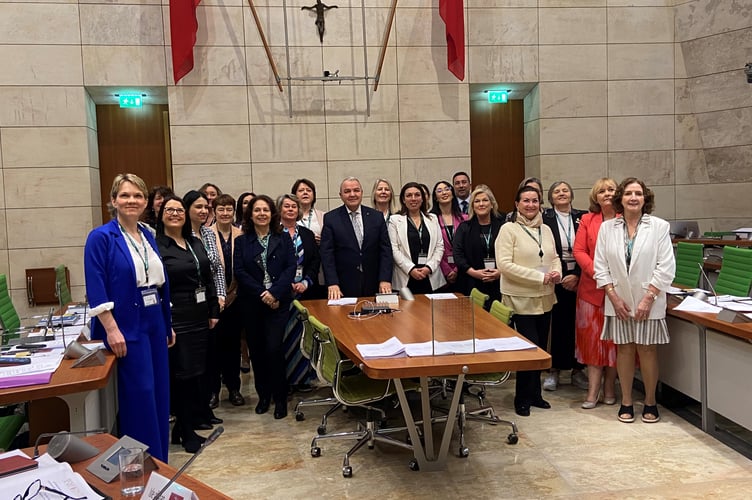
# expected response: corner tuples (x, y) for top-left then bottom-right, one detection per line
(234, 230), (297, 306)
(320, 205), (393, 297)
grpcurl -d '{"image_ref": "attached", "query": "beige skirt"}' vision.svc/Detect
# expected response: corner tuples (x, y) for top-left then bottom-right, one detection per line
(600, 317), (669, 345)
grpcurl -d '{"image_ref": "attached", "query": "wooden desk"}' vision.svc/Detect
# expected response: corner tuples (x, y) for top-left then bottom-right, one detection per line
(0, 352), (117, 437)
(305, 295), (551, 471)
(24, 433), (231, 499)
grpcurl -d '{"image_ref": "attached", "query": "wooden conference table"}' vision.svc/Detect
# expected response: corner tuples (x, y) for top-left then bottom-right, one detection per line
(305, 295), (551, 471)
(24, 433), (231, 499)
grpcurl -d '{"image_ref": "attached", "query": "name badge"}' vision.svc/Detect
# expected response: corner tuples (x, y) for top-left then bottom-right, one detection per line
(418, 253), (428, 265)
(566, 261), (576, 271)
(447, 255), (454, 264)
(295, 268), (303, 280)
(265, 281), (272, 290)
(141, 288), (159, 307)
(483, 258), (495, 270)
(195, 287), (206, 304)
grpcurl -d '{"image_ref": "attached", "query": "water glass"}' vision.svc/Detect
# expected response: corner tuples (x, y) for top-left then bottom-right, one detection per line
(119, 447), (145, 497)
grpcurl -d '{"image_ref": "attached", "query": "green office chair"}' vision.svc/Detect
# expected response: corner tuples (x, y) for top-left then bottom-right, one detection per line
(292, 301), (341, 434)
(715, 246), (752, 297)
(0, 274), (35, 345)
(470, 287), (490, 310)
(308, 316), (418, 478)
(673, 242), (704, 288)
(54, 265), (73, 306)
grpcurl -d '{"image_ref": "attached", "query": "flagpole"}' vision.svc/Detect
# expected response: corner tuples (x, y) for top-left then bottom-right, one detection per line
(247, 0), (284, 92)
(373, 0), (398, 92)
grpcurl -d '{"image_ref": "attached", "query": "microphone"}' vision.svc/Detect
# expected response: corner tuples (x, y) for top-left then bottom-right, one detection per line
(697, 262), (719, 306)
(33, 427), (107, 459)
(152, 426), (224, 500)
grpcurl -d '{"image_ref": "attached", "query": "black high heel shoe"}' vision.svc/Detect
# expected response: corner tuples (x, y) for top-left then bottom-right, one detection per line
(181, 429), (207, 453)
(255, 397), (270, 415)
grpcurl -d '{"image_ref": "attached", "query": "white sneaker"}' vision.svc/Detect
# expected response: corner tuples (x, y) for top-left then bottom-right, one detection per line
(571, 370), (589, 390)
(542, 373), (558, 391)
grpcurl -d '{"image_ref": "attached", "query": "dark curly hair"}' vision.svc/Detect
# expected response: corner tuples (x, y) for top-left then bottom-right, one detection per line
(242, 194), (281, 234)
(612, 177), (654, 215)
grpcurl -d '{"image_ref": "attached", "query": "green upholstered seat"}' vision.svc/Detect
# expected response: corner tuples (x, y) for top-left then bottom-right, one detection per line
(54, 265), (73, 306)
(715, 247), (752, 297)
(673, 242), (704, 288)
(470, 287), (490, 310)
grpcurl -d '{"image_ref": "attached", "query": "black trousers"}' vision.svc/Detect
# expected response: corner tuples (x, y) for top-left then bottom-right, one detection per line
(549, 283), (584, 371)
(513, 312), (551, 408)
(244, 300), (289, 406)
(209, 301), (242, 394)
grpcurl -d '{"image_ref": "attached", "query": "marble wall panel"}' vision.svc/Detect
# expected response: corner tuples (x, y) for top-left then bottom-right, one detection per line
(399, 157), (471, 188)
(395, 8), (445, 47)
(608, 150), (674, 186)
(399, 121), (470, 158)
(695, 107), (752, 149)
(539, 117), (607, 155)
(6, 247), (87, 291)
(3, 167), (95, 208)
(173, 46), (247, 85)
(0, 212), (6, 251)
(608, 79), (674, 116)
(80, 5), (163, 45)
(1, 127), (90, 168)
(607, 7), (674, 43)
(675, 79), (694, 114)
(674, 148), (709, 185)
(681, 28), (752, 77)
(188, 6), (244, 47)
(248, 85), (326, 125)
(539, 8), (607, 45)
(170, 125), (251, 164)
(539, 45), (607, 81)
(0, 46), (83, 86)
(250, 123), (327, 162)
(0, 4), (80, 44)
(608, 115), (674, 151)
(466, 45), (538, 83)
(397, 84), (469, 121)
(524, 119), (540, 157)
(675, 114), (703, 149)
(0, 87), (87, 127)
(538, 82), (607, 118)
(609, 0), (669, 5)
(325, 159), (401, 205)
(650, 184), (675, 220)
(250, 161), (329, 200)
(169, 86), (250, 125)
(523, 84), (540, 123)
(87, 166), (101, 211)
(322, 46), (396, 85)
(608, 44), (674, 80)
(326, 122), (400, 160)
(0, 172), (4, 209)
(467, 8), (538, 46)
(5, 207), (93, 249)
(538, 153), (608, 189)
(86, 128), (99, 170)
(83, 46), (166, 85)
(540, 0), (604, 5)
(397, 46), (468, 84)
(525, 155), (541, 180)
(172, 163), (253, 199)
(674, 43), (687, 79)
(688, 71), (752, 114)
(323, 83), (399, 123)
(675, 183), (752, 219)
(675, 0), (752, 42)
(469, 0), (538, 6)
(704, 145), (752, 183)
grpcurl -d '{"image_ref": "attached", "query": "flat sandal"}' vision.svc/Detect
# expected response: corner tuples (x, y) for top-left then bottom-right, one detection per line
(618, 404), (635, 423)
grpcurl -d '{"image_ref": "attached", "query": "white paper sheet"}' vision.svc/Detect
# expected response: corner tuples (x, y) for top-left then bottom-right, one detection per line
(327, 297), (358, 306)
(356, 336), (406, 359)
(673, 296), (723, 314)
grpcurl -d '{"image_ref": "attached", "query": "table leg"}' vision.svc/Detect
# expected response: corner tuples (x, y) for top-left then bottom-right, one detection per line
(393, 374), (464, 472)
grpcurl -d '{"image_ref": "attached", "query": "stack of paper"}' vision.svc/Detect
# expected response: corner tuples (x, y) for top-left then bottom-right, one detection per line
(356, 336), (406, 359)
(0, 450), (104, 499)
(358, 336), (538, 358)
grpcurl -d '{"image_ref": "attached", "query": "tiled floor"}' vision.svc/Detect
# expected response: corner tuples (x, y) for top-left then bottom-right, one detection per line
(169, 373), (752, 499)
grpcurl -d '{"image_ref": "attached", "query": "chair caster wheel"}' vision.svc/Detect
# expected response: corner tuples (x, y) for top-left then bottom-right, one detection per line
(317, 425), (327, 435)
(311, 447), (321, 457)
(295, 412), (305, 422)
(408, 459), (420, 471)
(459, 447), (469, 458)
(342, 465), (352, 477)
(507, 433), (518, 445)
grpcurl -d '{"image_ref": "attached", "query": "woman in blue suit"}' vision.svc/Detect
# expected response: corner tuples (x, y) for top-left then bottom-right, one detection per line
(234, 195), (296, 419)
(84, 173), (174, 462)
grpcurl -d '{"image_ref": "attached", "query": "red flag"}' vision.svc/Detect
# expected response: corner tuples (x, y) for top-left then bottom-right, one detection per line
(439, 0), (465, 81)
(169, 0), (201, 84)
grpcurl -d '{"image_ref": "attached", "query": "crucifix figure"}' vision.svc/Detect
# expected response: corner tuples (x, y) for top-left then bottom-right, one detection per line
(301, 0), (338, 43)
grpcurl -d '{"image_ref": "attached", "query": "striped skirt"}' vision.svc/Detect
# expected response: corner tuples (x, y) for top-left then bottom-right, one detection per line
(601, 316), (670, 345)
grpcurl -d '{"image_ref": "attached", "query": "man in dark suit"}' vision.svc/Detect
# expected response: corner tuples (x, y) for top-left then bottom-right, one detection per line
(320, 177), (393, 299)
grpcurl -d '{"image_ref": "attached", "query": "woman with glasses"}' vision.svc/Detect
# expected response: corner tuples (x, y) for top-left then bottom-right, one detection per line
(157, 195), (219, 452)
(430, 180), (467, 291)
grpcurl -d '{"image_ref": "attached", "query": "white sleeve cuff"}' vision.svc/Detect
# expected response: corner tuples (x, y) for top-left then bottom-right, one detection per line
(89, 301), (115, 317)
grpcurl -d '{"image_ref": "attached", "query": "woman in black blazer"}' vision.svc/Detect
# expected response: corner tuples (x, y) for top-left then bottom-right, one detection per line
(234, 195), (297, 419)
(452, 185), (506, 304)
(541, 181), (589, 393)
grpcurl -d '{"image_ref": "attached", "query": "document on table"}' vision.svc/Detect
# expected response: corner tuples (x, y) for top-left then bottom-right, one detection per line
(424, 293), (458, 300)
(0, 450), (104, 500)
(673, 296), (722, 314)
(356, 336), (406, 358)
(328, 297), (358, 306)
(717, 301), (752, 312)
(402, 337), (536, 357)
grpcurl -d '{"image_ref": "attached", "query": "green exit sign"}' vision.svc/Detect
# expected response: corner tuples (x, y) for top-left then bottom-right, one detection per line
(488, 91), (508, 104)
(119, 95), (143, 108)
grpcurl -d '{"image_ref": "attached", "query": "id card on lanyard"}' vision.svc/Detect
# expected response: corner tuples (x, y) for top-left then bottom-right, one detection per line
(141, 288), (159, 307)
(185, 240), (207, 304)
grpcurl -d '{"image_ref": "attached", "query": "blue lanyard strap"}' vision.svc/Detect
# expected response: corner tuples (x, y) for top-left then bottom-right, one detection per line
(119, 223), (149, 282)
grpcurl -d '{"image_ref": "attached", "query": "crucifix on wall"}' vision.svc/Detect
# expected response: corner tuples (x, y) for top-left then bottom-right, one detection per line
(301, 0), (338, 43)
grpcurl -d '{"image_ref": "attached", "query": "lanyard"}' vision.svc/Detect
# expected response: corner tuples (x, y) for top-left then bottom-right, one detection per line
(554, 211), (573, 251)
(304, 210), (313, 229)
(480, 224), (492, 257)
(184, 238), (204, 286)
(442, 215), (454, 244)
(408, 214), (428, 253)
(119, 223), (149, 282)
(624, 220), (641, 271)
(519, 223), (544, 259)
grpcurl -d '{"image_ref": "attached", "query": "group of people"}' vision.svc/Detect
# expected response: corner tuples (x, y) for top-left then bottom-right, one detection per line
(84, 171), (675, 461)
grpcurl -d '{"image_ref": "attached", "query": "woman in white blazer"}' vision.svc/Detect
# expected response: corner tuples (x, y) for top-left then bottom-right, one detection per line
(594, 177), (675, 425)
(388, 182), (446, 293)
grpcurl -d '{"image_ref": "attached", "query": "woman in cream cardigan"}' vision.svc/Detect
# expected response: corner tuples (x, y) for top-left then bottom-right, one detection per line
(388, 182), (446, 293)
(496, 185), (562, 416)
(594, 177), (674, 424)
